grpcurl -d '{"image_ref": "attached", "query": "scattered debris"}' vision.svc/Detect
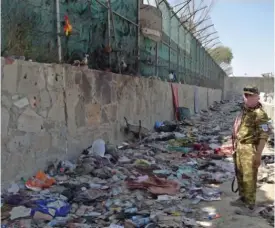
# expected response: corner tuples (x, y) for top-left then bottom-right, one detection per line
(1, 98), (273, 227)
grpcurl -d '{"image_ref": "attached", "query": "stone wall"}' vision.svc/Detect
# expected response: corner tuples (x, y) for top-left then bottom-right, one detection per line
(224, 76), (274, 100)
(1, 59), (222, 187)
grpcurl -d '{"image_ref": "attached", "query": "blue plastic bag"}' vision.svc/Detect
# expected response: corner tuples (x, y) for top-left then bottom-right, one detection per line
(31, 199), (70, 217)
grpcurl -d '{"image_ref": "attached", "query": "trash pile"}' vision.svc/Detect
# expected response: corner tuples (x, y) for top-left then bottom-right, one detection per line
(1, 99), (273, 227)
(259, 204), (274, 227)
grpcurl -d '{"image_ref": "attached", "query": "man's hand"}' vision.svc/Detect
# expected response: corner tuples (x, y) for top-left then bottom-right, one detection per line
(253, 153), (262, 169)
(254, 139), (267, 169)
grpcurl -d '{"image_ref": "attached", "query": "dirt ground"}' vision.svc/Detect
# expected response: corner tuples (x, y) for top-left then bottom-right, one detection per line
(194, 180), (274, 228)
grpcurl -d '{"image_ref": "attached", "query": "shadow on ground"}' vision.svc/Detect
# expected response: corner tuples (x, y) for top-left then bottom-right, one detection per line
(195, 180), (274, 228)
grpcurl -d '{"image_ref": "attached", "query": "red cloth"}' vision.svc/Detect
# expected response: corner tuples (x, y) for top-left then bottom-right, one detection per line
(214, 146), (233, 156)
(193, 143), (210, 151)
(171, 84), (179, 120)
(126, 176), (180, 195)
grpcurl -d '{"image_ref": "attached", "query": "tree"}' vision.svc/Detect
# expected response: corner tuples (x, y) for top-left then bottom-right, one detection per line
(209, 45), (233, 64)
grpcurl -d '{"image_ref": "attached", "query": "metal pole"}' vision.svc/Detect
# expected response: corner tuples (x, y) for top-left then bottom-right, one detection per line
(155, 42), (158, 76)
(169, 10), (171, 74)
(95, 0), (139, 27)
(56, 0), (62, 62)
(137, 0), (141, 74)
(106, 0), (111, 67)
(177, 22), (180, 80)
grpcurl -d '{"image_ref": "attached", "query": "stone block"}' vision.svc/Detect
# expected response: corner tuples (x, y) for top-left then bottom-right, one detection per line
(64, 66), (75, 89)
(94, 71), (113, 104)
(79, 72), (92, 102)
(40, 90), (51, 109)
(2, 153), (25, 183)
(18, 108), (43, 133)
(65, 88), (81, 136)
(85, 103), (101, 125)
(2, 61), (19, 93)
(7, 134), (31, 154)
(101, 83), (112, 105)
(39, 110), (48, 118)
(28, 94), (40, 109)
(51, 132), (66, 149)
(12, 95), (19, 100)
(1, 145), (9, 168)
(48, 92), (65, 122)
(1, 107), (10, 137)
(31, 132), (52, 152)
(17, 63), (46, 95)
(111, 84), (118, 103)
(13, 97), (29, 109)
(46, 64), (64, 89)
(101, 108), (109, 124)
(105, 104), (118, 122)
(75, 99), (85, 128)
(2, 95), (12, 109)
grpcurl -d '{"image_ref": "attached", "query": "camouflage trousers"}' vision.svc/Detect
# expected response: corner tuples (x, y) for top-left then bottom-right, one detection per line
(233, 143), (258, 206)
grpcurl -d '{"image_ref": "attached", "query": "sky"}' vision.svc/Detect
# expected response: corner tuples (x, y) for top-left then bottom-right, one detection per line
(209, 0), (274, 76)
(148, 0), (274, 76)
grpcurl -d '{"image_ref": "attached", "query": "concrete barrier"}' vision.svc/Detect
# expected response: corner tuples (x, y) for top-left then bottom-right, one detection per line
(1, 59), (222, 187)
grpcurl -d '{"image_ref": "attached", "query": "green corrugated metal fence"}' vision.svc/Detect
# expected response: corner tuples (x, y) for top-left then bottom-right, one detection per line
(1, 0), (225, 89)
(139, 0), (226, 89)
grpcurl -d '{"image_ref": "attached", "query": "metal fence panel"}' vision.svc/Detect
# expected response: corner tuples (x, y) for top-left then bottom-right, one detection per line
(1, 0), (57, 62)
(2, 0), (226, 89)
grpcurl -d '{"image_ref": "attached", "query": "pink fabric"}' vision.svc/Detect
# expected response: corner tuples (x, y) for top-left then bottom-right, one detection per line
(243, 94), (259, 108)
(232, 112), (243, 150)
(233, 113), (242, 138)
(126, 176), (180, 195)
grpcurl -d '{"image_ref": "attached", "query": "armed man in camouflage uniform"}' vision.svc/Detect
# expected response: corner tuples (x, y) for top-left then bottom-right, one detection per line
(231, 86), (270, 216)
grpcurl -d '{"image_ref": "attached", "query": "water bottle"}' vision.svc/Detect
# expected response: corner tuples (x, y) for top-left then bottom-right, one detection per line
(124, 207), (138, 213)
(131, 215), (144, 221)
(133, 217), (150, 227)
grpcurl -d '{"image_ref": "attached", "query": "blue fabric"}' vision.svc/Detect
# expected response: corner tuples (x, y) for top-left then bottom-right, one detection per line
(154, 121), (163, 129)
(31, 199), (70, 217)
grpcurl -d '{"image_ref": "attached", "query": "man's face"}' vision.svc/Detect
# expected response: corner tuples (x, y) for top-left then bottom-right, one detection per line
(244, 93), (257, 99)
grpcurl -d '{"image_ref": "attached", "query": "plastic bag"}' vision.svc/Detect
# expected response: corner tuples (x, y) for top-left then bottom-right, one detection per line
(25, 171), (56, 191)
(31, 199), (70, 217)
(91, 139), (106, 157)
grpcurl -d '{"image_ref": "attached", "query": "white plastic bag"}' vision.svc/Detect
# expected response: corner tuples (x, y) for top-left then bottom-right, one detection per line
(91, 139), (106, 157)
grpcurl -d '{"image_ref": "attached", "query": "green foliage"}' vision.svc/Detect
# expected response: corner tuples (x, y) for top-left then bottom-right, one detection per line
(209, 46), (233, 64)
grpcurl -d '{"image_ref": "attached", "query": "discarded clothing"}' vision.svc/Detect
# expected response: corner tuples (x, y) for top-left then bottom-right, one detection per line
(126, 176), (180, 195)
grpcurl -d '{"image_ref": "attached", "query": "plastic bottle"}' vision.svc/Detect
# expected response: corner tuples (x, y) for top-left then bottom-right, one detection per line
(131, 215), (143, 221)
(133, 217), (150, 227)
(125, 207), (138, 213)
(208, 214), (221, 220)
(91, 139), (106, 157)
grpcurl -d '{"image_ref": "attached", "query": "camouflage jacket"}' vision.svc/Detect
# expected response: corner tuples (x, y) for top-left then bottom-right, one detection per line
(236, 103), (270, 144)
